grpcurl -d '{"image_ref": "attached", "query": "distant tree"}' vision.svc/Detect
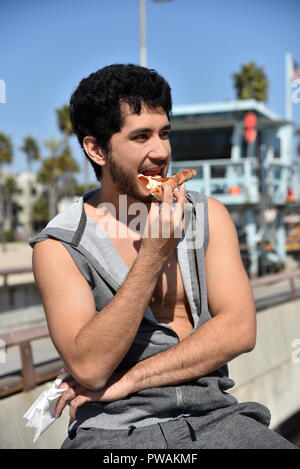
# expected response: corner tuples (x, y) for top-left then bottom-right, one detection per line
(58, 144), (80, 198)
(37, 138), (64, 219)
(3, 174), (20, 231)
(31, 198), (49, 231)
(232, 61), (268, 102)
(56, 102), (90, 191)
(20, 136), (40, 173)
(56, 104), (83, 196)
(73, 182), (99, 196)
(56, 103), (73, 142)
(0, 132), (13, 165)
(0, 132), (13, 251)
(20, 136), (41, 236)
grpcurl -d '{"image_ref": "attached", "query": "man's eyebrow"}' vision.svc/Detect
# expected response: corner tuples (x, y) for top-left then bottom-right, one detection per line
(128, 124), (171, 137)
(128, 127), (151, 136)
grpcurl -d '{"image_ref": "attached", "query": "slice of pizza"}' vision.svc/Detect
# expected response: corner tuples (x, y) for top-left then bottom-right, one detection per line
(138, 168), (197, 200)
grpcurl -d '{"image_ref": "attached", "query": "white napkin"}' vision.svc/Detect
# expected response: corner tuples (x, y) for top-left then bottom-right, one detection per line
(23, 368), (70, 443)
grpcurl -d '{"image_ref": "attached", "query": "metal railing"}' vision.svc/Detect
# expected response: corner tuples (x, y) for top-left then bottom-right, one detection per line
(169, 159), (298, 205)
(0, 267), (33, 286)
(0, 324), (63, 398)
(250, 269), (300, 301)
(0, 269), (299, 398)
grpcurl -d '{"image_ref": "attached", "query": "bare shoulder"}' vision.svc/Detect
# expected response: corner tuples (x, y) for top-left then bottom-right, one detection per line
(33, 237), (90, 279)
(205, 196), (254, 318)
(33, 237), (71, 256)
(206, 195), (230, 214)
(32, 238), (96, 361)
(32, 237), (93, 307)
(206, 196), (239, 250)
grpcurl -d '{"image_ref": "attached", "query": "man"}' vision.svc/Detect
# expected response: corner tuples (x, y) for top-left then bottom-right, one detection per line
(30, 64), (297, 449)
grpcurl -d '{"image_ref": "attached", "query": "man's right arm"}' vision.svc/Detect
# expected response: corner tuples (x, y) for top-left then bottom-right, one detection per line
(33, 238), (164, 390)
(33, 184), (185, 391)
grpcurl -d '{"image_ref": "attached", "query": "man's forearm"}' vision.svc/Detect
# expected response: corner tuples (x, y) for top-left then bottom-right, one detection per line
(69, 252), (164, 389)
(56, 299), (255, 415)
(125, 311), (255, 393)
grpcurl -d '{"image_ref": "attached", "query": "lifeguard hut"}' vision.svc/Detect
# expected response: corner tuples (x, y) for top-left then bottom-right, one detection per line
(169, 99), (300, 277)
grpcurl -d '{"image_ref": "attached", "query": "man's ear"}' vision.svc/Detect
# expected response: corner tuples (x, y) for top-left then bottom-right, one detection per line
(83, 136), (107, 167)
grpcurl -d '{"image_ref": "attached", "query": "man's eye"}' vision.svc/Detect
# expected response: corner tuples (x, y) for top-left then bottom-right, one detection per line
(160, 130), (170, 139)
(134, 134), (148, 141)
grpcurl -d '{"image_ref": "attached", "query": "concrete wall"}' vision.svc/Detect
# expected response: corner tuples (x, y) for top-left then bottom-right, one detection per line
(1, 299), (300, 449)
(228, 298), (300, 429)
(0, 382), (69, 449)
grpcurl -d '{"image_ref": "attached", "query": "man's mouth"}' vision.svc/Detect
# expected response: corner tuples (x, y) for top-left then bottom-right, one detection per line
(139, 165), (165, 178)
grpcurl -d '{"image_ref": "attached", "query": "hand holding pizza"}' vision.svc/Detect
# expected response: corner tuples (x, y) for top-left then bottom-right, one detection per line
(138, 168), (197, 201)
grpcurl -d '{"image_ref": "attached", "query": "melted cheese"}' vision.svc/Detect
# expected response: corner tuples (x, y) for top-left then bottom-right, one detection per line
(145, 178), (163, 190)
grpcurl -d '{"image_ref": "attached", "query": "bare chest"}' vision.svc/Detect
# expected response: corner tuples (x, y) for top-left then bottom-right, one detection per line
(110, 234), (194, 341)
(85, 203), (194, 340)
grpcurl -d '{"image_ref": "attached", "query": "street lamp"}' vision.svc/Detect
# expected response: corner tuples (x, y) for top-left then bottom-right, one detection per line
(139, 0), (172, 67)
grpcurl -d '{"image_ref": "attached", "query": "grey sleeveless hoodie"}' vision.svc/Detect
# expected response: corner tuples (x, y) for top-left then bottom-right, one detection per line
(29, 189), (237, 431)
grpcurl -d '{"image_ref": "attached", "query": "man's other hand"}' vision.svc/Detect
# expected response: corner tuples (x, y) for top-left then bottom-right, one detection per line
(55, 370), (132, 421)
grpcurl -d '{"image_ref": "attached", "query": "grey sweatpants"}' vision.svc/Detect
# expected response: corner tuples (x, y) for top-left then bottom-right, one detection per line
(61, 402), (298, 449)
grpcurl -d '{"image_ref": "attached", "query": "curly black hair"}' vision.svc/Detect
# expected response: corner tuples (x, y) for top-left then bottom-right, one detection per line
(69, 64), (172, 181)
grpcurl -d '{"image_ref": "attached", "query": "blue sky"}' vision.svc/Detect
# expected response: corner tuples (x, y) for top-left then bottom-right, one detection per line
(1, 0), (300, 183)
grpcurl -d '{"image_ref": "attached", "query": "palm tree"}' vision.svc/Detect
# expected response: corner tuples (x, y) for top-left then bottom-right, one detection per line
(56, 104), (73, 142)
(37, 138), (64, 220)
(0, 132), (13, 251)
(19, 136), (40, 173)
(31, 198), (49, 231)
(20, 136), (40, 236)
(58, 143), (80, 198)
(232, 61), (268, 102)
(56, 103), (90, 191)
(3, 174), (20, 231)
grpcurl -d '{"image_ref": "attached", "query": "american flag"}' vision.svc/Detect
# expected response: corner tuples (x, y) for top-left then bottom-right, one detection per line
(293, 60), (300, 80)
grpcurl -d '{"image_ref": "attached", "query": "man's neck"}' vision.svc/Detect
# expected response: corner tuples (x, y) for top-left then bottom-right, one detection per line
(86, 183), (151, 224)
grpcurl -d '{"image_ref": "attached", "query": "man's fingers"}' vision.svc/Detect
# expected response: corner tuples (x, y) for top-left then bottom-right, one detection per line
(143, 183), (186, 241)
(58, 376), (76, 390)
(174, 183), (186, 203)
(55, 387), (76, 418)
(173, 184), (186, 213)
(161, 183), (173, 206)
(69, 395), (92, 421)
(173, 184), (186, 228)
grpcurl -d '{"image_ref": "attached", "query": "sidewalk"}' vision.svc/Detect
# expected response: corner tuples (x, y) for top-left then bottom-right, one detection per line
(0, 242), (34, 286)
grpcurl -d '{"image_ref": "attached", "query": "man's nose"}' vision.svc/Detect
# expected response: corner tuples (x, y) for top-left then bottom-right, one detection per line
(148, 136), (170, 159)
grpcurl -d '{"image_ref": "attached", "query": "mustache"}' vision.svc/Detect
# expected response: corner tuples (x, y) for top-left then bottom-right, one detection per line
(140, 162), (166, 172)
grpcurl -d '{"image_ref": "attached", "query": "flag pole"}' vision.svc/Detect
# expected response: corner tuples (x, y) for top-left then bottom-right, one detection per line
(139, 0), (147, 67)
(285, 52), (293, 121)
(285, 52), (294, 165)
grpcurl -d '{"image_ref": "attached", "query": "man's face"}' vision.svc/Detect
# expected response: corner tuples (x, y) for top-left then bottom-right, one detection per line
(104, 104), (171, 202)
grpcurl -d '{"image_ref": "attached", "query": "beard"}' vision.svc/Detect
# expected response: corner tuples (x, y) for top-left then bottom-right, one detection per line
(106, 154), (153, 202)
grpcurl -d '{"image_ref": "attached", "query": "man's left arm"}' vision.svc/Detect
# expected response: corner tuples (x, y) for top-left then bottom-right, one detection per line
(56, 196), (257, 417)
(122, 196), (256, 391)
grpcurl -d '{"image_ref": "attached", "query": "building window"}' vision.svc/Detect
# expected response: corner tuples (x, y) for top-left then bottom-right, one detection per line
(170, 127), (233, 161)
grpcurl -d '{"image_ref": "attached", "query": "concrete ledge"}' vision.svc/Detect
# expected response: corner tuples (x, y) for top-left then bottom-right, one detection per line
(228, 298), (300, 429)
(0, 381), (69, 449)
